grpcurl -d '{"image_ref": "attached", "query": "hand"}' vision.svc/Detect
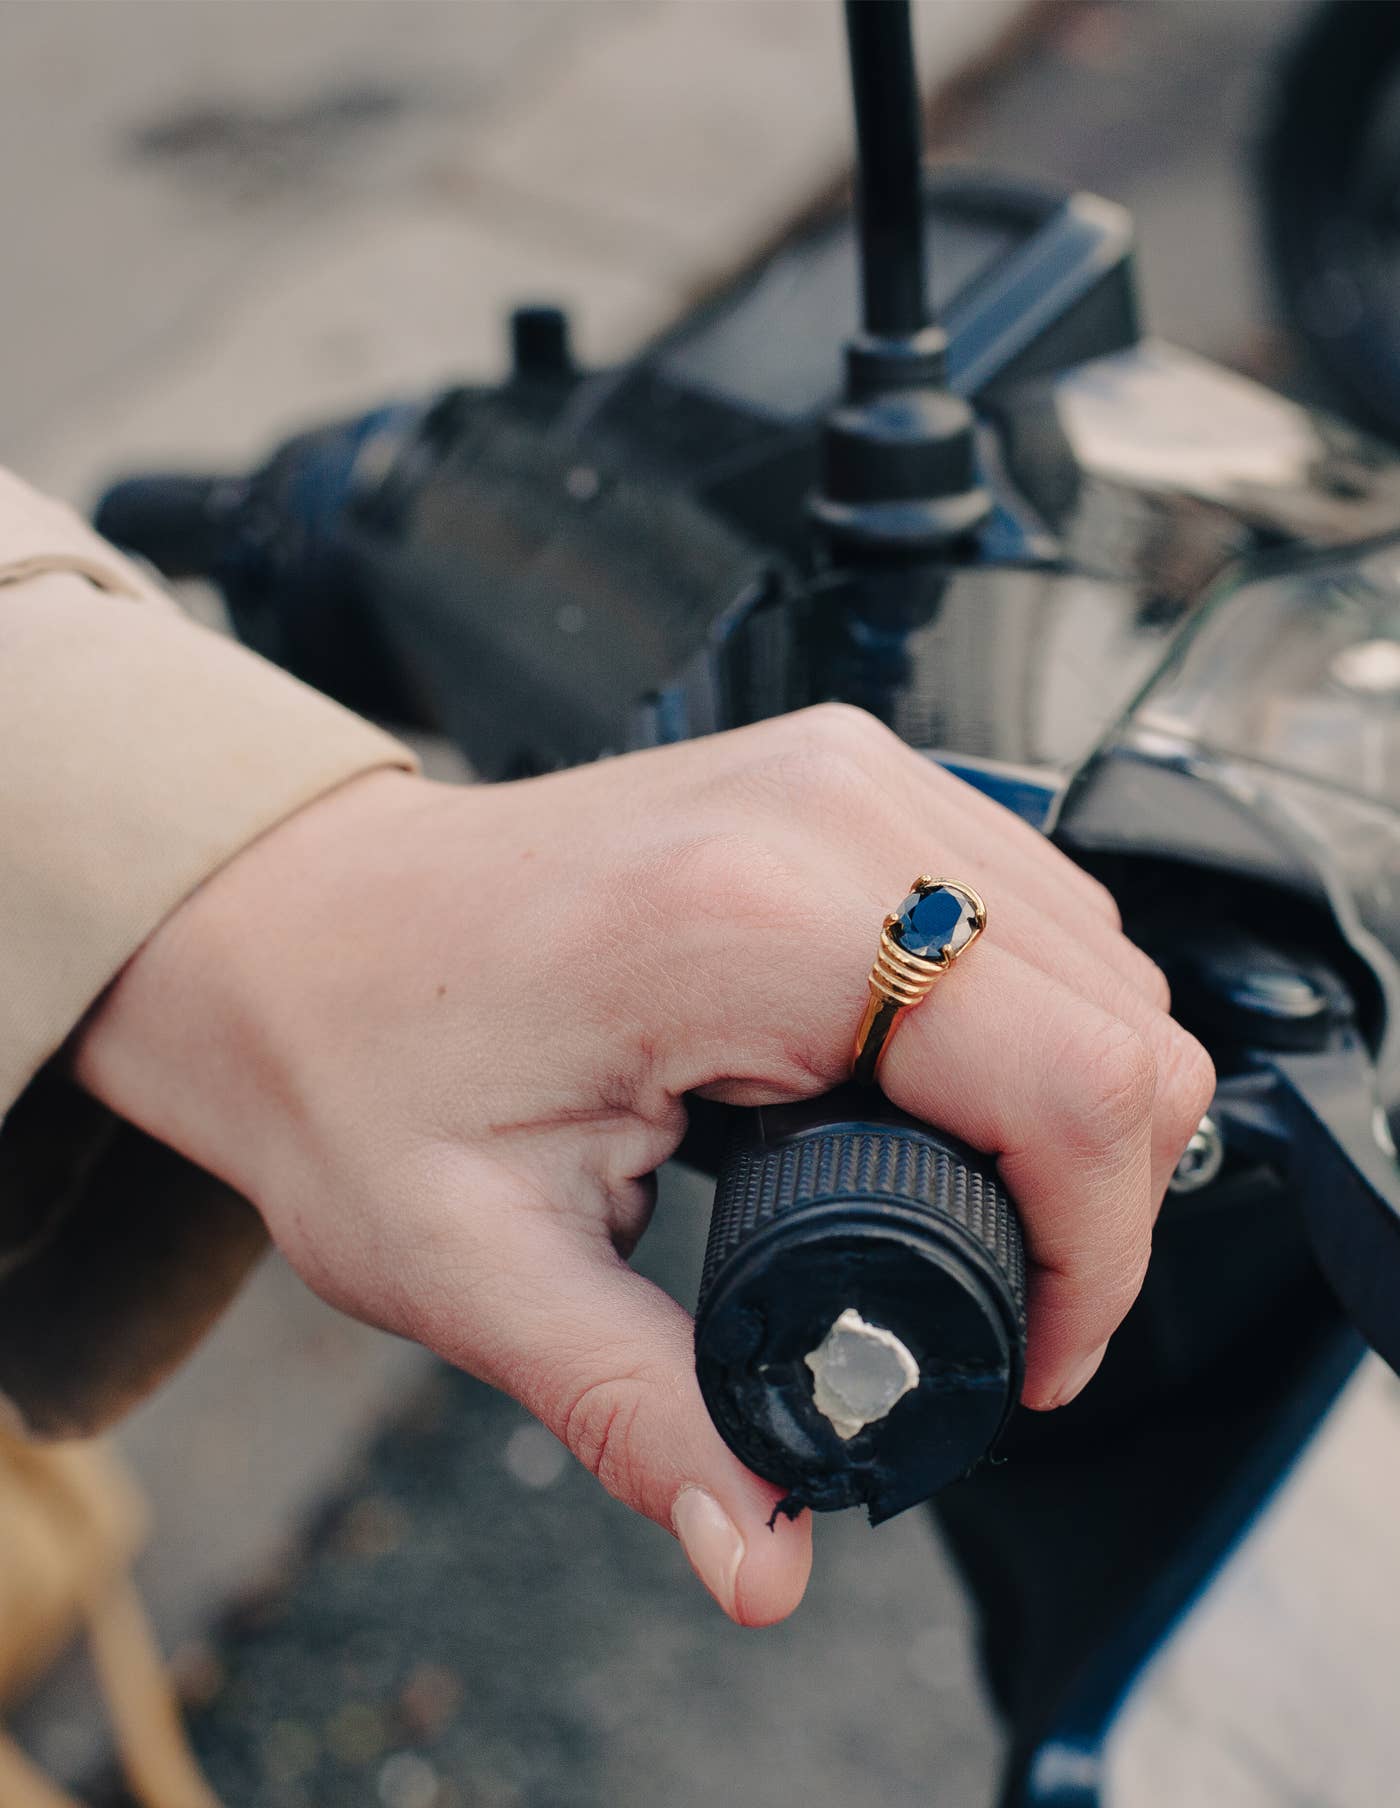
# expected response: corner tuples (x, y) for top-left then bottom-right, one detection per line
(74, 705), (1213, 1626)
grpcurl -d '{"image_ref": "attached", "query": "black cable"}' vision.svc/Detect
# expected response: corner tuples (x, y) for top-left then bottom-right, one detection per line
(843, 0), (929, 337)
(811, 1), (988, 558)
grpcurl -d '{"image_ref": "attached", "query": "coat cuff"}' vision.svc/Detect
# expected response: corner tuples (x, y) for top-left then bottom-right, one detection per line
(0, 543), (415, 1114)
(0, 466), (419, 1436)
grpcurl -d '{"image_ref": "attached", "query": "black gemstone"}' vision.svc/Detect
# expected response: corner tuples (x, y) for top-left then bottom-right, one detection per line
(892, 885), (976, 961)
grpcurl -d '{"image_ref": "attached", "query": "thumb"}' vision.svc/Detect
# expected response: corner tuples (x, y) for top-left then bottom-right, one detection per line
(420, 1214), (813, 1628)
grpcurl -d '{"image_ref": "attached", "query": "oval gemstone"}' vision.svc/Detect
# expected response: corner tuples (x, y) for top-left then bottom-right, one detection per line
(892, 884), (976, 961)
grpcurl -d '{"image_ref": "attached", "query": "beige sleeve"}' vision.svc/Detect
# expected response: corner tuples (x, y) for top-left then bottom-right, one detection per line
(0, 466), (419, 1436)
(0, 466), (417, 1109)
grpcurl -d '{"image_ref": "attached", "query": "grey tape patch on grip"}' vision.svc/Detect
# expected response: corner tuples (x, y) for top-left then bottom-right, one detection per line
(804, 1307), (920, 1439)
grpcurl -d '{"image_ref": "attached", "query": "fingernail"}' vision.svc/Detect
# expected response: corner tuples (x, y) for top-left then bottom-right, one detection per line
(672, 1487), (745, 1616)
(1055, 1340), (1110, 1408)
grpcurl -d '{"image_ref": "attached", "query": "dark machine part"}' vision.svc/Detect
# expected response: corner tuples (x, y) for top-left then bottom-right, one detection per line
(947, 550), (1400, 1800)
(844, 0), (929, 339)
(92, 162), (1148, 774)
(694, 1092), (1025, 1523)
(1260, 0), (1400, 442)
(92, 0), (1400, 1789)
(933, 884), (1382, 1806)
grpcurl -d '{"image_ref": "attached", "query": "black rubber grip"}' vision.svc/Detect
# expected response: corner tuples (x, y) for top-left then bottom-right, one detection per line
(695, 1087), (1027, 1522)
(94, 475), (233, 579)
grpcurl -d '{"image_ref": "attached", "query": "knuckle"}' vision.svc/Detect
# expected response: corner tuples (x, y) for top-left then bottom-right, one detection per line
(647, 829), (793, 932)
(560, 1373), (650, 1503)
(1056, 1010), (1158, 1155)
(1159, 1023), (1217, 1142)
(767, 703), (897, 806)
(1135, 952), (1172, 1015)
(1084, 873), (1123, 931)
(791, 700), (893, 753)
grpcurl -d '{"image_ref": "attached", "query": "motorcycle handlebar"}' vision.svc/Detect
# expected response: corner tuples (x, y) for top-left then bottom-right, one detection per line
(694, 1088), (1027, 1523)
(94, 475), (235, 581)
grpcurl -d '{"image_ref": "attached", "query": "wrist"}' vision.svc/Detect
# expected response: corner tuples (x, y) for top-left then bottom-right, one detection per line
(72, 766), (436, 1199)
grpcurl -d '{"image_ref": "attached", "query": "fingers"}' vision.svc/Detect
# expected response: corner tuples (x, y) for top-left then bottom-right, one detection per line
(948, 891), (1210, 1202)
(876, 941), (1199, 1409)
(915, 753), (1123, 929)
(818, 739), (1212, 1218)
(840, 753), (1167, 1008)
(643, 707), (1214, 1414)
(758, 706), (1211, 1221)
(405, 1207), (813, 1628)
(931, 825), (1169, 1008)
(823, 708), (1123, 930)
(734, 704), (1167, 1008)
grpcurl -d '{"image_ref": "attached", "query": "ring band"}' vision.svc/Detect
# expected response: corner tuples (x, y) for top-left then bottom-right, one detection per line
(851, 877), (987, 1086)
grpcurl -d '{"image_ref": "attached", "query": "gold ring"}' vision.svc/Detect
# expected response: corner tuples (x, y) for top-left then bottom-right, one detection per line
(851, 877), (987, 1087)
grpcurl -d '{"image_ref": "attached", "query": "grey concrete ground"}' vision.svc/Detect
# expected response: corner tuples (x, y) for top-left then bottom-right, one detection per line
(0, 1), (1361, 1804)
(3, 0), (1026, 498)
(184, 1190), (1002, 1808)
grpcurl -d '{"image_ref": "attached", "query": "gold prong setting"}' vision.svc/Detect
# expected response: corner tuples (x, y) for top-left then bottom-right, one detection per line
(869, 921), (947, 1007)
(852, 878), (988, 1085)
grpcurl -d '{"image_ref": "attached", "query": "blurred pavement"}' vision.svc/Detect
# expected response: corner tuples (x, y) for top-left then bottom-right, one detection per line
(1, 0), (1027, 497)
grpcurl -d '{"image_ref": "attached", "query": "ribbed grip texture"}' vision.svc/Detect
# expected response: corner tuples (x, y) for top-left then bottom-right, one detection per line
(699, 1121), (1026, 1322)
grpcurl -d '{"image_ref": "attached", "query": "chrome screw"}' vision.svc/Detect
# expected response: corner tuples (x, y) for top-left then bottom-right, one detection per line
(1168, 1112), (1225, 1195)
